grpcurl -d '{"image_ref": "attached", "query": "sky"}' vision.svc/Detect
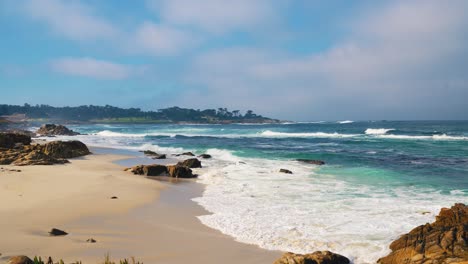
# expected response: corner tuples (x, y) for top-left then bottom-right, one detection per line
(0, 0), (467, 121)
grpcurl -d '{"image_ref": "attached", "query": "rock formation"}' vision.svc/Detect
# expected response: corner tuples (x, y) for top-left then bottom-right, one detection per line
(198, 154), (212, 159)
(274, 251), (350, 264)
(0, 132), (32, 148)
(126, 164), (196, 178)
(36, 124), (79, 136)
(49, 228), (68, 236)
(177, 158), (202, 168)
(279, 168), (293, 174)
(142, 150), (166, 159)
(7, 256), (33, 264)
(378, 203), (468, 264)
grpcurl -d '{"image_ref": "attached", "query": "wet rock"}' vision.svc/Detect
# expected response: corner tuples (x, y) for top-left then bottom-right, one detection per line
(0, 132), (31, 148)
(274, 251), (350, 264)
(49, 228), (68, 236)
(177, 158), (202, 168)
(41, 140), (90, 159)
(279, 169), (293, 174)
(143, 164), (168, 176)
(296, 159), (325, 165)
(167, 165), (195, 178)
(7, 256), (34, 264)
(86, 238), (97, 243)
(126, 165), (145, 175)
(36, 124), (79, 136)
(110, 196), (118, 199)
(378, 203), (468, 264)
(142, 150), (166, 159)
(198, 154), (212, 159)
(176, 152), (195, 157)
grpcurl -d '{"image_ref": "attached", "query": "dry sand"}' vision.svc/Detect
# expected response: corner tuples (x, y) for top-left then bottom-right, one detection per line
(0, 151), (281, 263)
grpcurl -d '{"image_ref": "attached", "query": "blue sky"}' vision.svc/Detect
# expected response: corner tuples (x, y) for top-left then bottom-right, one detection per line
(1, 0), (467, 121)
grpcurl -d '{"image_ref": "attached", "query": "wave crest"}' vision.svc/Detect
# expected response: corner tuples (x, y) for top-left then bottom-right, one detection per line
(365, 128), (394, 135)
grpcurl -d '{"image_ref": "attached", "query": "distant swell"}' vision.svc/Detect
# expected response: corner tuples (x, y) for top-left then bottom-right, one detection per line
(338, 120), (354, 124)
(260, 130), (358, 138)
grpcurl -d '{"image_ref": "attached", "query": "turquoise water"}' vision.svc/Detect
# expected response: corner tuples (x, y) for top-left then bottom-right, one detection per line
(52, 121), (468, 263)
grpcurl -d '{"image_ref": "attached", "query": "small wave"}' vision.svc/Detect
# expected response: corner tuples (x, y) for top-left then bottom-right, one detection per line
(95, 130), (147, 137)
(260, 130), (358, 138)
(378, 134), (467, 141)
(365, 128), (395, 135)
(338, 120), (354, 124)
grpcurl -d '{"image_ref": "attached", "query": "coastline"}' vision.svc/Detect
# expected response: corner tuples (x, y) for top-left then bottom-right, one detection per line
(0, 147), (281, 263)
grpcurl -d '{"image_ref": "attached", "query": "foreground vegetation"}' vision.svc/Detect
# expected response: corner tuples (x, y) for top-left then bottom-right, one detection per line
(0, 104), (278, 124)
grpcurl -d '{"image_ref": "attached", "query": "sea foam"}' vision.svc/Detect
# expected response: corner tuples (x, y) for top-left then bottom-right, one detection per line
(365, 128), (394, 135)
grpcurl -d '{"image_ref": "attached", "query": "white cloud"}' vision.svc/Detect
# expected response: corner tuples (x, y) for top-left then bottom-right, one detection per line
(147, 0), (278, 34)
(176, 0), (468, 120)
(23, 0), (118, 41)
(50, 57), (135, 80)
(133, 21), (198, 56)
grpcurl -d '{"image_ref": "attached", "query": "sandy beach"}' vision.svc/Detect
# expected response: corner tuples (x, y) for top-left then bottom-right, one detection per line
(0, 149), (280, 263)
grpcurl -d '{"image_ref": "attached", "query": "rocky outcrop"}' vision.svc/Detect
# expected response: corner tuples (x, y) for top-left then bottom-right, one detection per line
(274, 251), (350, 264)
(279, 169), (293, 174)
(126, 164), (195, 178)
(296, 159), (325, 165)
(36, 124), (79, 136)
(40, 140), (90, 159)
(176, 152), (195, 157)
(378, 203), (468, 264)
(0, 132), (31, 148)
(7, 256), (34, 264)
(0, 140), (89, 166)
(198, 154), (212, 159)
(167, 165), (195, 178)
(142, 150), (166, 159)
(177, 158), (202, 168)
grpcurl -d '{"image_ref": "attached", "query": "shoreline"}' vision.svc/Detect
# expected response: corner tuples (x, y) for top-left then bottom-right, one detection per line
(0, 147), (281, 263)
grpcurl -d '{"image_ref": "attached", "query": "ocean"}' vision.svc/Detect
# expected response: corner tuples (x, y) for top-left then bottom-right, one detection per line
(40, 121), (468, 263)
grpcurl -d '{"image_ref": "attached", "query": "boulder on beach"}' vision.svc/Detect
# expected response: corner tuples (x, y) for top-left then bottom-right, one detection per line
(36, 124), (79, 136)
(177, 158), (202, 168)
(40, 140), (90, 159)
(7, 256), (34, 264)
(377, 203), (468, 264)
(296, 159), (325, 165)
(0, 132), (32, 149)
(279, 169), (293, 174)
(12, 150), (68, 166)
(143, 164), (168, 176)
(49, 228), (68, 236)
(274, 251), (350, 264)
(167, 165), (195, 178)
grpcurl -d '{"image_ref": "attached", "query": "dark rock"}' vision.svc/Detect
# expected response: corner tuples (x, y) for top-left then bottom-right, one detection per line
(153, 154), (166, 159)
(86, 238), (97, 243)
(41, 140), (90, 159)
(279, 169), (293, 174)
(143, 164), (168, 176)
(126, 165), (145, 175)
(378, 203), (468, 264)
(274, 251), (350, 264)
(110, 196), (118, 199)
(141, 150), (166, 159)
(36, 124), (79, 136)
(7, 256), (34, 264)
(49, 228), (68, 236)
(198, 154), (212, 159)
(0, 132), (31, 148)
(296, 159), (325, 165)
(177, 158), (202, 168)
(167, 165), (195, 178)
(176, 152), (195, 157)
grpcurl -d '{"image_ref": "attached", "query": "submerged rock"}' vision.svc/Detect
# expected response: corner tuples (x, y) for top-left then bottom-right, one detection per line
(378, 203), (468, 264)
(142, 150), (166, 159)
(177, 158), (202, 168)
(176, 152), (195, 157)
(49, 228), (68, 236)
(274, 251), (350, 264)
(0, 132), (31, 148)
(7, 256), (33, 264)
(36, 124), (79, 136)
(279, 168), (293, 174)
(296, 159), (325, 165)
(198, 154), (212, 159)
